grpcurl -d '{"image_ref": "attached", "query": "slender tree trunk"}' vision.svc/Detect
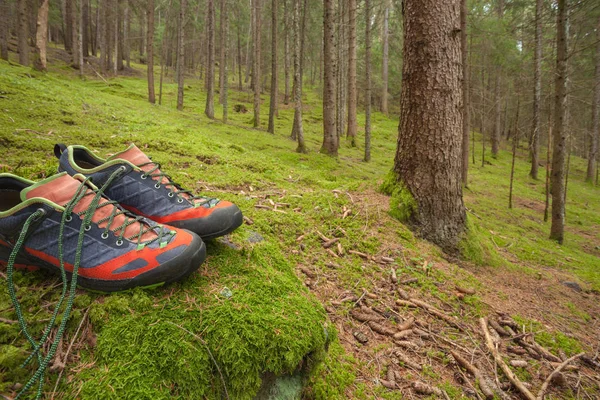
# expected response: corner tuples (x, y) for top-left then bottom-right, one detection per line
(81, 0), (88, 56)
(345, 0), (357, 146)
(509, 98), (520, 209)
(363, 0), (371, 162)
(244, 0), (252, 86)
(124, 0), (130, 68)
(381, 1), (389, 115)
(159, 0), (173, 105)
(237, 21), (242, 91)
(544, 127), (552, 222)
(218, 0), (225, 104)
(321, 0), (337, 155)
(78, 0), (83, 75)
(491, 0), (503, 158)
(530, 0), (543, 179)
(33, 0), (49, 71)
(72, 0), (81, 69)
(292, 0), (305, 152)
(0, 0), (8, 60)
(586, 15), (600, 182)
(283, 0), (290, 105)
(113, 5), (119, 73)
(18, 0), (29, 66)
(147, 0), (155, 103)
(223, 0), (229, 123)
(461, 0), (469, 185)
(550, 0), (568, 244)
(140, 11), (146, 61)
(205, 0), (215, 118)
(65, 0), (73, 52)
(267, 0), (278, 133)
(336, 0), (346, 141)
(252, 0), (261, 127)
(177, 0), (186, 110)
(393, 0), (466, 250)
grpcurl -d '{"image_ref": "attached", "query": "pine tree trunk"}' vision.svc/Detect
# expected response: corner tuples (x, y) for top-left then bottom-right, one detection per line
(18, 0), (29, 65)
(237, 22), (242, 91)
(393, 0), (466, 250)
(78, 0), (83, 75)
(218, 0), (225, 104)
(71, 0), (81, 69)
(205, 0), (215, 118)
(252, 0), (261, 128)
(292, 0), (305, 152)
(550, 0), (568, 244)
(321, 0), (337, 155)
(345, 0), (356, 146)
(283, 0), (290, 105)
(267, 0), (278, 133)
(81, 0), (88, 56)
(33, 0), (49, 71)
(0, 0), (8, 61)
(124, 0), (130, 67)
(586, 15), (600, 182)
(460, 0), (469, 185)
(509, 98), (520, 209)
(364, 0), (371, 162)
(381, 2), (389, 115)
(223, 0), (229, 123)
(64, 0), (73, 52)
(177, 0), (186, 110)
(530, 0), (542, 179)
(147, 0), (155, 103)
(491, 0), (503, 158)
(139, 11), (146, 61)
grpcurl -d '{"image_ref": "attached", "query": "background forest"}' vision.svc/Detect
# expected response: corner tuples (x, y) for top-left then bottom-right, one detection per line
(1, 0), (600, 399)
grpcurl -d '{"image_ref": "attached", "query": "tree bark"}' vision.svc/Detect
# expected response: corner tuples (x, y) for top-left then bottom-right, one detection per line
(292, 0), (305, 152)
(267, 0), (278, 133)
(65, 0), (73, 52)
(81, 0), (89, 56)
(124, 0), (130, 67)
(237, 18), (242, 91)
(586, 15), (600, 182)
(530, 0), (542, 179)
(345, 0), (357, 146)
(71, 0), (81, 69)
(321, 0), (337, 155)
(177, 0), (186, 110)
(0, 0), (7, 61)
(363, 0), (371, 162)
(460, 0), (469, 185)
(252, 0), (261, 128)
(78, 0), (83, 75)
(283, 0), (290, 105)
(381, 1), (389, 115)
(18, 0), (29, 66)
(205, 0), (215, 118)
(33, 0), (49, 71)
(218, 0), (225, 104)
(550, 0), (568, 244)
(147, 0), (156, 103)
(223, 0), (229, 123)
(393, 0), (466, 250)
(491, 0), (503, 158)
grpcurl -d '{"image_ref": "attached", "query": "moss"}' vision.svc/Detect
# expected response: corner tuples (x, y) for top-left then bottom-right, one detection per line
(380, 170), (417, 222)
(513, 316), (584, 357)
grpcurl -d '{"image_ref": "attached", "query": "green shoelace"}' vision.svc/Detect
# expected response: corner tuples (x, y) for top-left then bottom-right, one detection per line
(7, 168), (172, 399)
(137, 161), (213, 208)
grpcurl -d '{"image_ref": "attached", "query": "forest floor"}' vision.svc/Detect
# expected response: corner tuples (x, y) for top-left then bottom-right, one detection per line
(1, 50), (599, 399)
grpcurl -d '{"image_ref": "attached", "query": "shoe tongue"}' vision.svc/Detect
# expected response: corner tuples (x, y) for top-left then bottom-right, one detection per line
(23, 173), (158, 242)
(109, 144), (153, 167)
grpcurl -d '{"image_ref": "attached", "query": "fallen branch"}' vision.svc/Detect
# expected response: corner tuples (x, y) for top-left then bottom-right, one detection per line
(410, 298), (464, 331)
(536, 352), (584, 400)
(348, 250), (369, 259)
(394, 351), (422, 371)
(322, 238), (339, 248)
(450, 350), (496, 400)
(480, 318), (535, 400)
(368, 321), (396, 337)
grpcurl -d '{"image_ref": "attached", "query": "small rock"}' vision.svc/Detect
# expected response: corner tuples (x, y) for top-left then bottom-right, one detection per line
(220, 287), (233, 299)
(353, 331), (369, 344)
(562, 281), (582, 292)
(217, 236), (241, 250)
(247, 231), (265, 243)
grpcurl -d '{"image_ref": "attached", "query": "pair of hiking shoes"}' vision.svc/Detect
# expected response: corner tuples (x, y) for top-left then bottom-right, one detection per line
(0, 143), (243, 292)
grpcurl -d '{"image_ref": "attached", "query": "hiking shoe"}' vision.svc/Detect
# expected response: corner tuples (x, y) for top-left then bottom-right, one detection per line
(0, 171), (206, 292)
(55, 144), (243, 240)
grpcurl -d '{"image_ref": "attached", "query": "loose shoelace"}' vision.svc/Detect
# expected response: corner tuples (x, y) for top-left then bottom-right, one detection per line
(137, 161), (214, 208)
(7, 169), (173, 399)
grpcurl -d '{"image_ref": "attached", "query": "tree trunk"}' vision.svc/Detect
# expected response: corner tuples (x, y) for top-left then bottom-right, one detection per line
(177, 0), (186, 110)
(18, 0), (29, 66)
(65, 0), (73, 52)
(33, 0), (49, 71)
(267, 0), (278, 133)
(237, 21), (242, 91)
(321, 0), (337, 155)
(530, 0), (542, 179)
(393, 0), (466, 250)
(336, 0), (346, 141)
(218, 0), (225, 104)
(292, 0), (305, 152)
(363, 0), (371, 162)
(139, 11), (146, 61)
(381, 1), (389, 115)
(71, 0), (81, 69)
(550, 0), (568, 244)
(0, 0), (8, 61)
(124, 0), (130, 67)
(223, 0), (229, 123)
(345, 0), (357, 146)
(252, 0), (261, 128)
(147, 0), (155, 103)
(509, 98), (520, 209)
(81, 0), (88, 56)
(283, 0), (290, 105)
(460, 0), (469, 185)
(205, 0), (215, 118)
(586, 15), (600, 182)
(491, 0), (503, 158)
(544, 127), (552, 222)
(78, 0), (83, 75)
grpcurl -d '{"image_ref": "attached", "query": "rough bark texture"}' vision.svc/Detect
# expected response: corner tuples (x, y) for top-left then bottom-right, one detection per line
(321, 0), (337, 156)
(586, 15), (600, 182)
(33, 0), (49, 71)
(71, 0), (81, 69)
(267, 0), (278, 133)
(0, 0), (8, 61)
(363, 0), (371, 162)
(77, 0), (83, 75)
(393, 0), (466, 250)
(205, 0), (215, 118)
(292, 0), (305, 152)
(345, 0), (357, 146)
(223, 1), (229, 123)
(530, 0), (542, 179)
(460, 0), (469, 185)
(82, 0), (89, 57)
(65, 0), (73, 52)
(18, 0), (29, 66)
(283, 0), (290, 105)
(550, 0), (568, 244)
(218, 0), (225, 104)
(176, 0), (186, 110)
(381, 2), (389, 115)
(252, 0), (261, 128)
(491, 0), (503, 158)
(146, 0), (155, 103)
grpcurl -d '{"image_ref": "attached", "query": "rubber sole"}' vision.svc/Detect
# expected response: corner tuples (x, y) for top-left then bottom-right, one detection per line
(169, 208), (244, 240)
(0, 233), (206, 292)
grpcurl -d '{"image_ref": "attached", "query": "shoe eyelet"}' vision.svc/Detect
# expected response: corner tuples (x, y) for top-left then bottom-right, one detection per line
(119, 166), (127, 173)
(154, 183), (161, 189)
(168, 192), (174, 198)
(84, 225), (92, 231)
(101, 232), (109, 239)
(177, 198), (184, 203)
(65, 215), (73, 222)
(141, 174), (147, 180)
(116, 239), (124, 246)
